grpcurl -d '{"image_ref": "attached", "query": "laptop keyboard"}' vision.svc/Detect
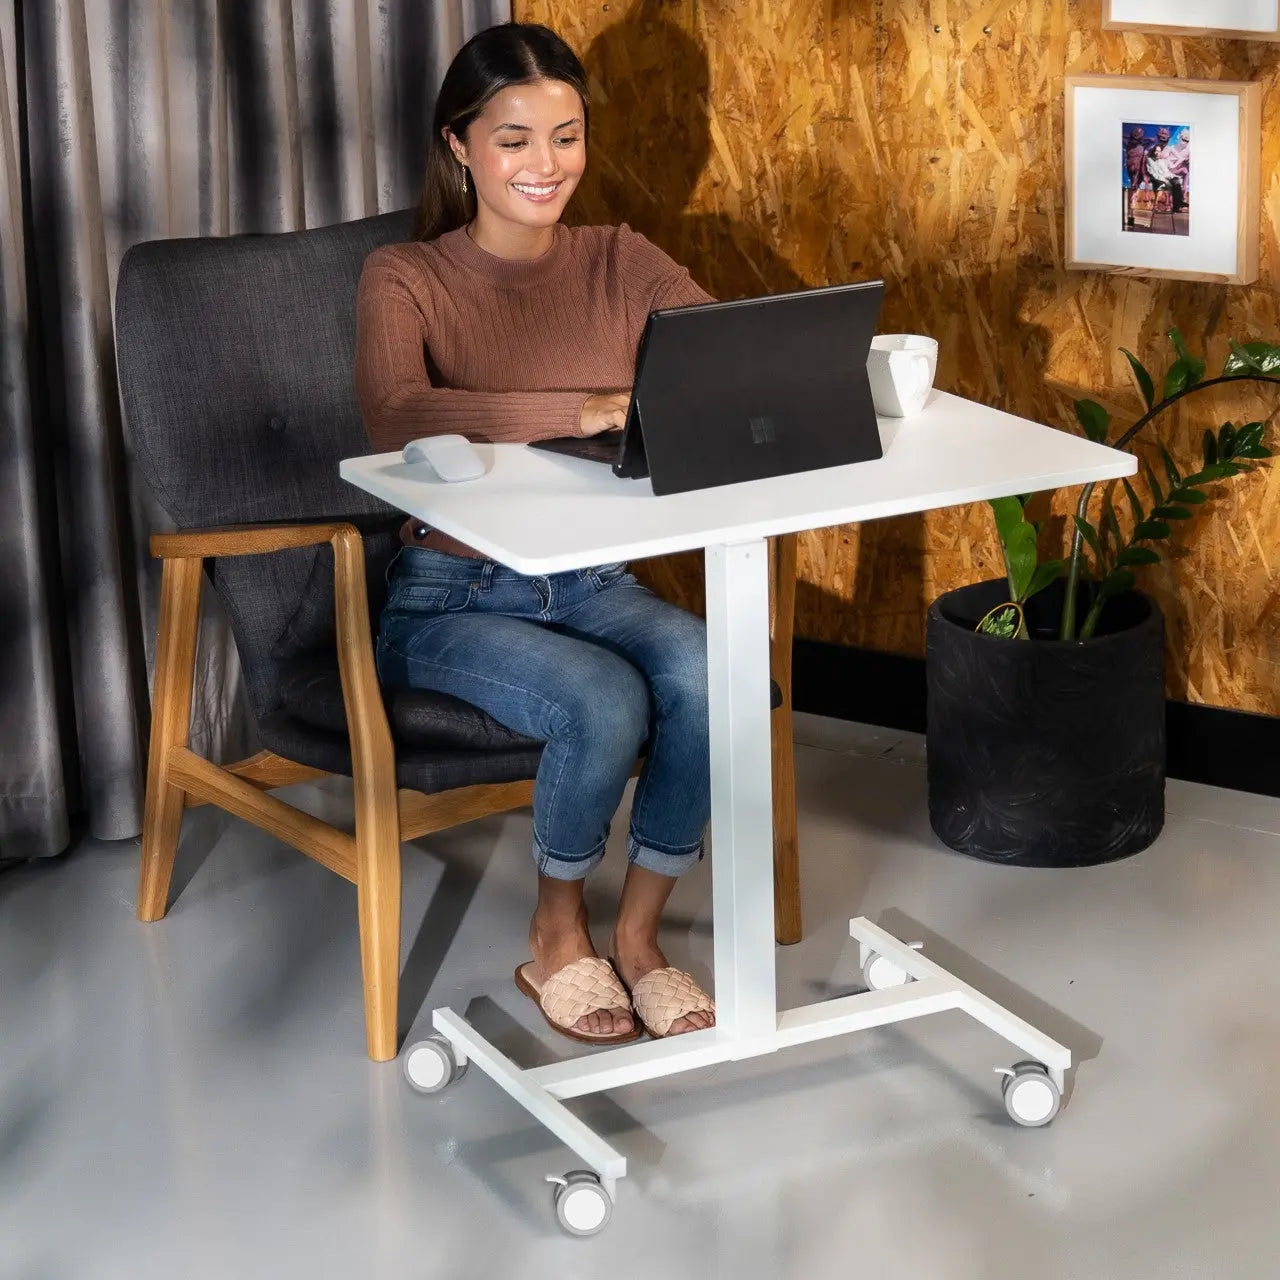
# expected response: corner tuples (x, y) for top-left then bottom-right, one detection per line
(531, 430), (624, 465)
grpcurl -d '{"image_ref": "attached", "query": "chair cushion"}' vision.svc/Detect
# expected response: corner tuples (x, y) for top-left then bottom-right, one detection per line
(278, 652), (541, 753)
(256, 711), (544, 797)
(281, 651), (783, 749)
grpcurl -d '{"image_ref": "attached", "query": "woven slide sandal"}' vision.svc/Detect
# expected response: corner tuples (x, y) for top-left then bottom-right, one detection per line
(514, 956), (642, 1046)
(627, 967), (715, 1039)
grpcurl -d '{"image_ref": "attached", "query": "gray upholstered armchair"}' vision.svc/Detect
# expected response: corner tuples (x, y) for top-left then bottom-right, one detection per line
(115, 209), (801, 1063)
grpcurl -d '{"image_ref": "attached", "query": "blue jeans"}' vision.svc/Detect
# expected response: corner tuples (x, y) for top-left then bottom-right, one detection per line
(376, 547), (711, 882)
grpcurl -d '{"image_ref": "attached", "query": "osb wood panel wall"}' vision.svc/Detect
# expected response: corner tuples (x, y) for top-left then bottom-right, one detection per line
(516, 0), (1280, 713)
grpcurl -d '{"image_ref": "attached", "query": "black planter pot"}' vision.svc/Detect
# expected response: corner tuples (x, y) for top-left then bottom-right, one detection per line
(926, 579), (1165, 866)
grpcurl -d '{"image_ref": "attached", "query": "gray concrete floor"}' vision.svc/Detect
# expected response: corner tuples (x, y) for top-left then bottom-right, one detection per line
(4, 714), (1280, 1280)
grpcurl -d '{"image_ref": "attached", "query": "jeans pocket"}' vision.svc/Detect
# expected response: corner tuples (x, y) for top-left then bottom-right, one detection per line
(589, 561), (630, 589)
(388, 582), (476, 614)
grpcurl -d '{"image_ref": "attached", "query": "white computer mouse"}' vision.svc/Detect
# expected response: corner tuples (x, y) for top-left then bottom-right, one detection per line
(401, 434), (485, 482)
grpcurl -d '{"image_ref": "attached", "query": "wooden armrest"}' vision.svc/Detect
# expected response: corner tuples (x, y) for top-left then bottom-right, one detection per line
(150, 516), (396, 833)
(150, 521), (357, 560)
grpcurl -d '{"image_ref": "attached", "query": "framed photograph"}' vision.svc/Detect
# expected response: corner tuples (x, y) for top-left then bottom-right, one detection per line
(1065, 76), (1261, 284)
(1103, 0), (1280, 39)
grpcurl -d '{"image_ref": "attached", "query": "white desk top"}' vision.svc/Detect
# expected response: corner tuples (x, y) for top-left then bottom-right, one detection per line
(340, 391), (1136, 574)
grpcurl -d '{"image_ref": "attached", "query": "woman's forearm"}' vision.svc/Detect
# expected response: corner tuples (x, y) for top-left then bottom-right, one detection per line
(359, 385), (591, 452)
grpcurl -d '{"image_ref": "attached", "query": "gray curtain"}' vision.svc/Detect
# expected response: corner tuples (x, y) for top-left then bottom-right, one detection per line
(0, 0), (509, 862)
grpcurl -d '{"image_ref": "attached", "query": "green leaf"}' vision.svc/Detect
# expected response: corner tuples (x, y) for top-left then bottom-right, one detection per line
(1133, 519), (1171, 540)
(1182, 464), (1230, 485)
(1239, 446), (1272, 459)
(976, 606), (1021, 639)
(1120, 349), (1155, 410)
(1103, 496), (1123, 550)
(1025, 559), (1067, 602)
(1236, 421), (1265, 451)
(1182, 458), (1244, 481)
(1121, 478), (1145, 525)
(989, 495), (1027, 546)
(1163, 359), (1192, 399)
(1116, 546), (1161, 568)
(1005, 524), (1038, 601)
(1098, 495), (1120, 560)
(1167, 487), (1209, 505)
(1160, 345), (1207, 398)
(1203, 429), (1217, 467)
(1249, 344), (1280, 373)
(1223, 342), (1259, 376)
(1159, 444), (1182, 488)
(1073, 513), (1105, 562)
(1220, 422), (1237, 458)
(1142, 462), (1165, 507)
(1224, 341), (1280, 377)
(1074, 399), (1110, 445)
(1099, 569), (1137, 600)
(1152, 505), (1192, 520)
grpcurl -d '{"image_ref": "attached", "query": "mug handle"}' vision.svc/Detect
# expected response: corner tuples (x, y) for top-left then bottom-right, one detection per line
(887, 350), (933, 410)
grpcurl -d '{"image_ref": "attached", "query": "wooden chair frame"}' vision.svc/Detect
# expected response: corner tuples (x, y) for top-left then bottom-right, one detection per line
(138, 521), (802, 1062)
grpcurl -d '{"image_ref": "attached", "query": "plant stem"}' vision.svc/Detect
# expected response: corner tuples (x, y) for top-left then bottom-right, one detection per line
(1059, 373), (1280, 641)
(1061, 482), (1094, 642)
(1079, 594), (1106, 640)
(1114, 374), (1280, 451)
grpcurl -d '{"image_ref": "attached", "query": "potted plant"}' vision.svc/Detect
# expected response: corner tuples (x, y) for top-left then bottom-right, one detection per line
(927, 332), (1278, 866)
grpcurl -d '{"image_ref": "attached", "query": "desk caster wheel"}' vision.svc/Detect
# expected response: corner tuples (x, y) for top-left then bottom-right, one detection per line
(547, 1171), (612, 1237)
(861, 951), (910, 991)
(997, 1061), (1060, 1127)
(403, 1035), (466, 1094)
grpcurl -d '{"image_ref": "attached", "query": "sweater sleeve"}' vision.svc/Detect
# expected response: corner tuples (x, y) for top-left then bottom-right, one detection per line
(613, 225), (715, 327)
(354, 247), (589, 451)
(652, 261), (715, 310)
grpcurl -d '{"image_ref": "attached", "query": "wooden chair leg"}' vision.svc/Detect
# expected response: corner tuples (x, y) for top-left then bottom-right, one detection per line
(771, 697), (802, 945)
(333, 528), (403, 1061)
(138, 555), (204, 921)
(354, 795), (403, 1062)
(769, 533), (803, 945)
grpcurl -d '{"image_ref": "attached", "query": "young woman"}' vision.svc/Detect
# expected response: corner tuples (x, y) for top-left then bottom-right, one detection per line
(355, 23), (716, 1044)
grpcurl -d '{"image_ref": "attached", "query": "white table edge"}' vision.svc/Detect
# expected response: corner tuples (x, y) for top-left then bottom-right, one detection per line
(338, 452), (1137, 577)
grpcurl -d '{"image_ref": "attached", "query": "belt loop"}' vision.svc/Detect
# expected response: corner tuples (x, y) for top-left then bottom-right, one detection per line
(480, 560), (496, 591)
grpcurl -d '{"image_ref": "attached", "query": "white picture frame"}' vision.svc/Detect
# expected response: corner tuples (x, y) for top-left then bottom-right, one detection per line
(1103, 0), (1280, 40)
(1065, 76), (1261, 285)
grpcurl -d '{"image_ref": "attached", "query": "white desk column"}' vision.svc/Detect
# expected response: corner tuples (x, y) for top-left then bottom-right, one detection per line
(704, 538), (777, 1043)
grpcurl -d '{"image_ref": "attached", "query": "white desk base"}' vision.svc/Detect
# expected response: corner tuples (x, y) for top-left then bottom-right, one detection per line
(403, 537), (1073, 1235)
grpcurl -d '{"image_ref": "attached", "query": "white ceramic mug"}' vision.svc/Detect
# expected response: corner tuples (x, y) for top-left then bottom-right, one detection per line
(866, 334), (938, 417)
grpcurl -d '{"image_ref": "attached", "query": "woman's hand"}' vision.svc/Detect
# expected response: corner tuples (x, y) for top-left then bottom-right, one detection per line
(579, 392), (631, 437)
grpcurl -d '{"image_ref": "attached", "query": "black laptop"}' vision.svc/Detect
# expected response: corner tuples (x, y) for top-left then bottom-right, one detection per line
(531, 280), (885, 496)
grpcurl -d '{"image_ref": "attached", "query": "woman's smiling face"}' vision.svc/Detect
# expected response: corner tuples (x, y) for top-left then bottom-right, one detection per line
(448, 78), (586, 235)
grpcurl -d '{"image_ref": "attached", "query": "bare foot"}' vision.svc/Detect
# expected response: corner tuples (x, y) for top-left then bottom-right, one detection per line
(529, 908), (633, 1039)
(609, 931), (715, 1036)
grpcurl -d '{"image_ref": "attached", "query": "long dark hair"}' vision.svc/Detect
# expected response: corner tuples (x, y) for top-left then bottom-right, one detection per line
(413, 23), (590, 242)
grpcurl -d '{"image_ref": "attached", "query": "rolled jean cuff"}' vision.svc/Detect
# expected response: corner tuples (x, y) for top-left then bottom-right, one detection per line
(626, 831), (704, 878)
(533, 830), (608, 882)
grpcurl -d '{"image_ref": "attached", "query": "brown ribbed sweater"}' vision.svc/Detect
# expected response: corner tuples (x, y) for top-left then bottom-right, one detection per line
(354, 222), (713, 556)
